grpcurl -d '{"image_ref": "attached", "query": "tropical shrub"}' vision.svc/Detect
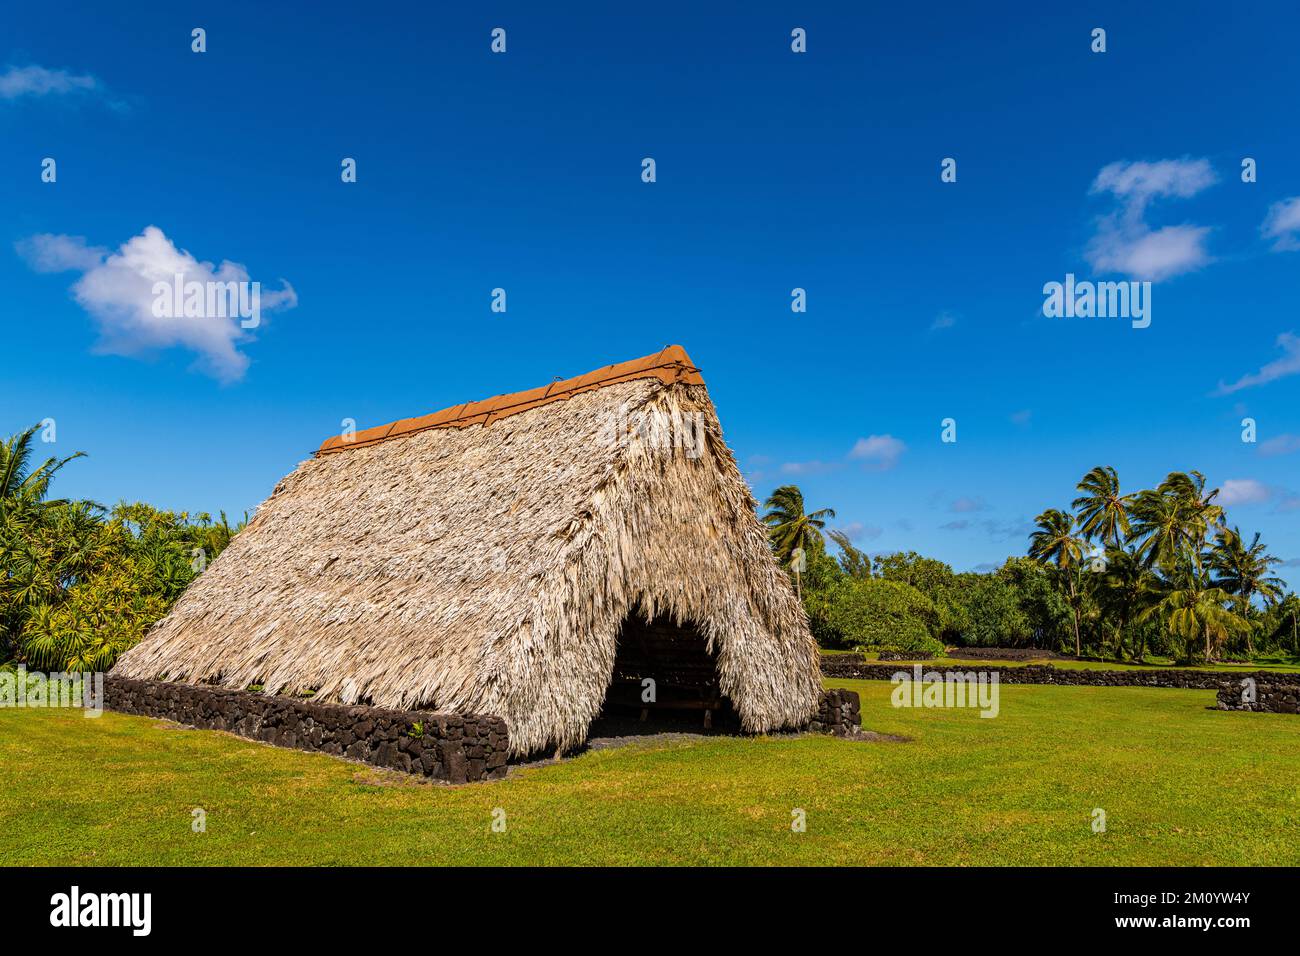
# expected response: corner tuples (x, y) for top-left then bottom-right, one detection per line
(960, 577), (1032, 647)
(799, 546), (850, 647)
(3, 501), (241, 670)
(824, 577), (944, 656)
(995, 557), (1074, 650)
(1, 422), (241, 670)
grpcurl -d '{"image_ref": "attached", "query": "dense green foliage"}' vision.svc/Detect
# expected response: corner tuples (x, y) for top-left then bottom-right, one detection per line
(764, 467), (1297, 664)
(961, 576), (1032, 648)
(823, 577), (944, 656)
(1, 424), (240, 671)
(6, 417), (1297, 671)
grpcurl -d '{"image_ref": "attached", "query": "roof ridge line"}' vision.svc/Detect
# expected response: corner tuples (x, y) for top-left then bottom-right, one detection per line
(316, 345), (703, 455)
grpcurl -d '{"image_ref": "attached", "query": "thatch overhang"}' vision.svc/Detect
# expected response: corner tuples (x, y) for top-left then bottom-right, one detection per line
(113, 346), (821, 756)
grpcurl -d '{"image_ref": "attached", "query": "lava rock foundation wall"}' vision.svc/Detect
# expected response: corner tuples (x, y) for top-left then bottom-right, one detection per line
(809, 688), (861, 735)
(104, 676), (508, 783)
(1216, 681), (1300, 714)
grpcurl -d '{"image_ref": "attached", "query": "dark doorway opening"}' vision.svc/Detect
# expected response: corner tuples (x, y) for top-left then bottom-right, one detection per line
(590, 612), (740, 737)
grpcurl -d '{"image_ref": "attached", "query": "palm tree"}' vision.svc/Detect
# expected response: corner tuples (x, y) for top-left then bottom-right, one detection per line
(1136, 582), (1249, 663)
(763, 485), (835, 602)
(1275, 594), (1300, 656)
(762, 485), (835, 565)
(1093, 548), (1162, 661)
(827, 529), (871, 579)
(1028, 508), (1085, 655)
(1127, 487), (1182, 574)
(0, 424), (85, 520)
(1, 427), (87, 661)
(1208, 527), (1284, 654)
(1166, 471), (1225, 552)
(1128, 471), (1223, 579)
(1072, 465), (1132, 547)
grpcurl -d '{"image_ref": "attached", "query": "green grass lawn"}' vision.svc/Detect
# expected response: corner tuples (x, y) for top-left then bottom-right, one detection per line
(842, 650), (1300, 673)
(2, 680), (1297, 866)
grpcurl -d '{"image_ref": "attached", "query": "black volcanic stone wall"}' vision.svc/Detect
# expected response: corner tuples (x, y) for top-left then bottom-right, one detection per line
(808, 688), (861, 736)
(935, 647), (1071, 662)
(821, 656), (1300, 691)
(1217, 681), (1300, 714)
(104, 676), (508, 782)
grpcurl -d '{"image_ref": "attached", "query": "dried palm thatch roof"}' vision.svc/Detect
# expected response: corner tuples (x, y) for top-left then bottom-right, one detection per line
(113, 346), (821, 756)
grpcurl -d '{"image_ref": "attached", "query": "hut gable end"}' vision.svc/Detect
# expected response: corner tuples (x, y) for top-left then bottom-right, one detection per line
(112, 347), (821, 756)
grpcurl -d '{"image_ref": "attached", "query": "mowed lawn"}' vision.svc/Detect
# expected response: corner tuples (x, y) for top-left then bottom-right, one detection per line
(2, 679), (1297, 866)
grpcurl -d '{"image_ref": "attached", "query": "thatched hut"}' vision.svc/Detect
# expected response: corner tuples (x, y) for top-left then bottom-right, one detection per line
(113, 346), (822, 756)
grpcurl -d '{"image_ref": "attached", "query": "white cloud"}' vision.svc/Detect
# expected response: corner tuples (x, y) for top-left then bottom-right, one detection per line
(17, 233), (106, 272)
(848, 434), (905, 470)
(1218, 479), (1271, 506)
(1215, 332), (1300, 395)
(1091, 158), (1217, 205)
(929, 311), (956, 332)
(1087, 223), (1212, 281)
(779, 434), (906, 478)
(1259, 433), (1300, 457)
(17, 226), (296, 382)
(1010, 409), (1032, 426)
(1085, 158), (1216, 281)
(0, 64), (117, 106)
(779, 460), (838, 476)
(950, 496), (988, 513)
(1261, 197), (1300, 252)
(835, 522), (883, 541)
(982, 517), (1035, 540)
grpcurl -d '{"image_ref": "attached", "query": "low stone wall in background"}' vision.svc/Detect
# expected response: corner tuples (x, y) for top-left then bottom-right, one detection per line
(877, 650), (934, 661)
(808, 688), (861, 736)
(939, 647), (1072, 662)
(820, 657), (1300, 691)
(104, 676), (508, 783)
(1216, 681), (1300, 714)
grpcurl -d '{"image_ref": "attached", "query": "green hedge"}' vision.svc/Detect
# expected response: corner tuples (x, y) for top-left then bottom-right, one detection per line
(823, 577), (945, 656)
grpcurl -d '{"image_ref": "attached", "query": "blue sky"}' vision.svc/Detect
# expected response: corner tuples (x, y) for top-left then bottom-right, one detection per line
(4, 2), (1300, 580)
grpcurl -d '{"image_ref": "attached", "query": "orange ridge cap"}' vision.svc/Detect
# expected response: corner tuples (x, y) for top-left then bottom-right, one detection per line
(316, 345), (703, 455)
